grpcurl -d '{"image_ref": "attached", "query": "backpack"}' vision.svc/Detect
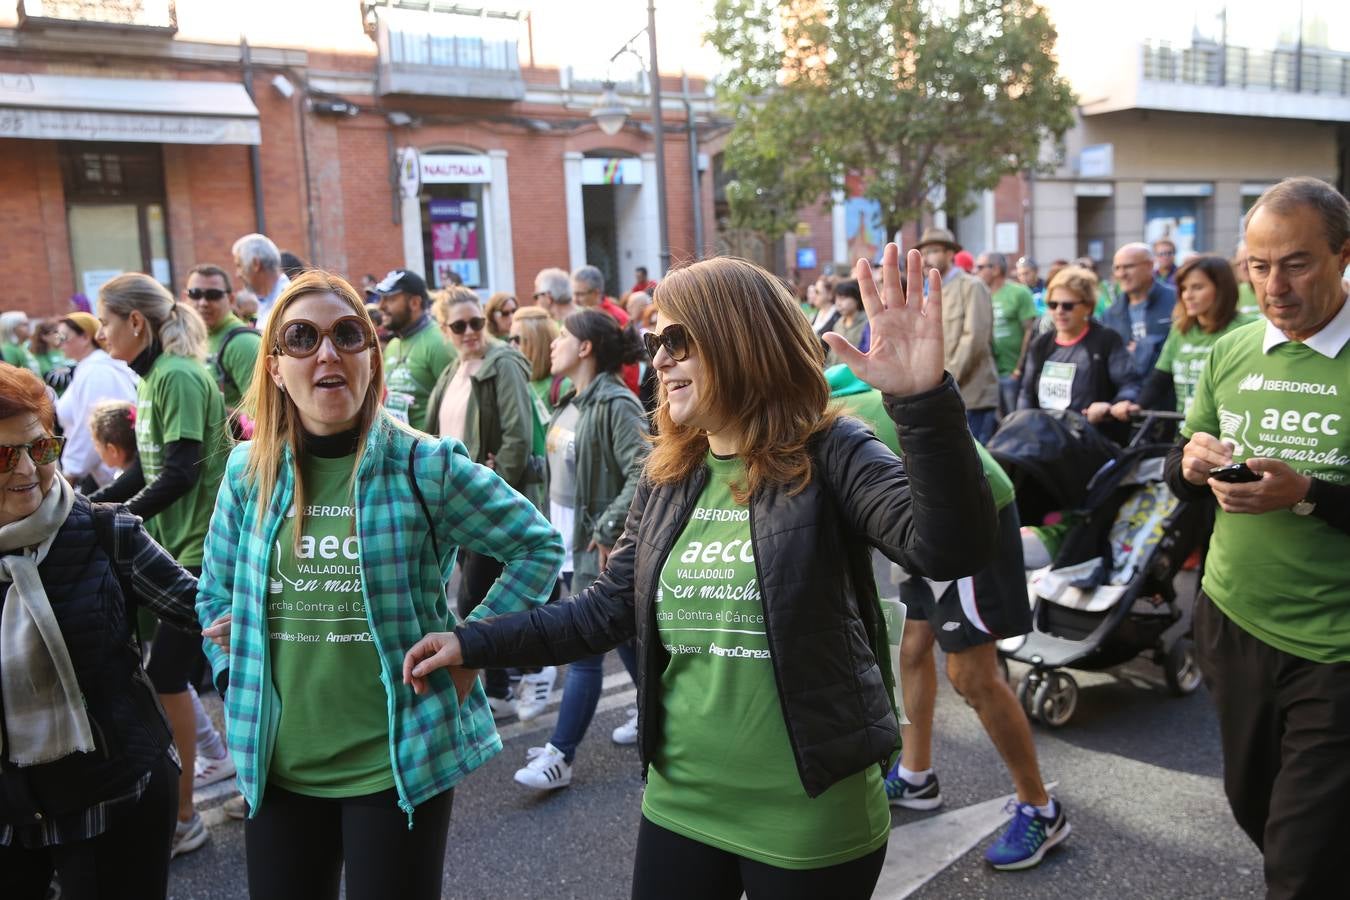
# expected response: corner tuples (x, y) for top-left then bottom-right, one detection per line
(212, 325), (257, 394)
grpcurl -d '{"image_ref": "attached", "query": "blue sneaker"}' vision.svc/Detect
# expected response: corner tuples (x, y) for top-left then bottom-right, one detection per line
(883, 765), (943, 810)
(984, 798), (1070, 870)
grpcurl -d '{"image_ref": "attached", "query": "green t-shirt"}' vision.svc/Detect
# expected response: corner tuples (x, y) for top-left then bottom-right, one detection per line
(1154, 315), (1258, 414)
(1, 342), (39, 375)
(134, 354), (228, 566)
(1237, 282), (1260, 318)
(206, 314), (261, 412)
(383, 317), (455, 428)
(990, 282), (1038, 377)
(1183, 320), (1350, 663)
(32, 348), (70, 378)
(829, 387), (1014, 511)
(266, 453), (396, 797)
(642, 453), (890, 870)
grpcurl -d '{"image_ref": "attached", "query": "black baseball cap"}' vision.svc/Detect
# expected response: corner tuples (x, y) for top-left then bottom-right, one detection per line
(374, 269), (429, 302)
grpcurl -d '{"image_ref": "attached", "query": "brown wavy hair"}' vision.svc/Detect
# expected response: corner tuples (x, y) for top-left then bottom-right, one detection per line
(645, 257), (836, 504)
(241, 270), (386, 541)
(1172, 254), (1239, 334)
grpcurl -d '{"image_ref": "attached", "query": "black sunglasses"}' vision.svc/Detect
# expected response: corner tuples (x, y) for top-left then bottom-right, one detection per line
(0, 436), (66, 473)
(507, 335), (522, 345)
(494, 306), (517, 318)
(187, 288), (230, 301)
(275, 316), (376, 357)
(1045, 300), (1083, 311)
(643, 323), (691, 362)
(447, 317), (486, 335)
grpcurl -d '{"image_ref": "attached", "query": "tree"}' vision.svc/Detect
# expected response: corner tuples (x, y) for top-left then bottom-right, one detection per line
(708, 0), (1077, 241)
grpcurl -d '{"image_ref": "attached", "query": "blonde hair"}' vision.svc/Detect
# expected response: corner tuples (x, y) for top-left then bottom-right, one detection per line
(241, 270), (386, 543)
(431, 286), (483, 326)
(513, 306), (558, 382)
(1045, 265), (1099, 307)
(99, 273), (207, 359)
(646, 257), (837, 504)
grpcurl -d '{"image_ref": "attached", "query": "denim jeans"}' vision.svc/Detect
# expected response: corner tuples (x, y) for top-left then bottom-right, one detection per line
(997, 375), (1021, 419)
(551, 641), (639, 762)
(966, 407), (998, 445)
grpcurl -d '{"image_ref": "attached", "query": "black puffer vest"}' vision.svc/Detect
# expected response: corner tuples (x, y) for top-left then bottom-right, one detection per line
(0, 497), (174, 828)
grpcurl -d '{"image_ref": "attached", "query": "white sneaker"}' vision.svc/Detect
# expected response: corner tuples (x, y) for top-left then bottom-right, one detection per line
(611, 709), (639, 745)
(193, 753), (236, 790)
(488, 694), (517, 722)
(515, 667), (557, 722)
(223, 795), (247, 820)
(171, 813), (209, 858)
(513, 743), (572, 791)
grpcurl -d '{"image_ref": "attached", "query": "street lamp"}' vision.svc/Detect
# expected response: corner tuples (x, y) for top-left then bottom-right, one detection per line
(590, 2), (670, 273)
(590, 81), (628, 136)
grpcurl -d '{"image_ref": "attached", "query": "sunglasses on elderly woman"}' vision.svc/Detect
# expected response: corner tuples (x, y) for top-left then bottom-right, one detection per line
(447, 317), (486, 335)
(1045, 300), (1084, 311)
(275, 316), (377, 357)
(643, 323), (691, 362)
(0, 436), (66, 473)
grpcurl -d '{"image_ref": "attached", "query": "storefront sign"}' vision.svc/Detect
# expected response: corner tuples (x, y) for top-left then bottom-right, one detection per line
(399, 147), (421, 198)
(0, 108), (260, 145)
(1078, 144), (1113, 179)
(581, 158), (643, 185)
(430, 199), (482, 288)
(420, 154), (492, 184)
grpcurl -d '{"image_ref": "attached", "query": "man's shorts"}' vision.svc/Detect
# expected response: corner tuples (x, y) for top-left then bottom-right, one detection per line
(900, 501), (1032, 654)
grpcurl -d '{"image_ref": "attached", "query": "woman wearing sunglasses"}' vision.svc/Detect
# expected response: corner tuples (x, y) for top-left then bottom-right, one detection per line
(1017, 265), (1140, 440)
(508, 309), (648, 791)
(195, 271), (561, 899)
(425, 286), (554, 718)
(405, 246), (997, 899)
(88, 272), (229, 856)
(0, 364), (202, 899)
(483, 291), (518, 340)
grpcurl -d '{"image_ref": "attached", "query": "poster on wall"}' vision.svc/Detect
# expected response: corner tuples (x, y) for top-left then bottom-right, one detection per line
(430, 199), (481, 288)
(842, 174), (885, 265)
(1144, 197), (1199, 261)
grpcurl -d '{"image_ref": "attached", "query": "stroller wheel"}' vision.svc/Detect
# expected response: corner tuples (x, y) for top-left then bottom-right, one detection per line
(1164, 639), (1203, 697)
(1033, 672), (1078, 728)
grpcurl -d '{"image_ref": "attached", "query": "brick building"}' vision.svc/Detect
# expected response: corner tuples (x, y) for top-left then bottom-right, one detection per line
(0, 1), (718, 317)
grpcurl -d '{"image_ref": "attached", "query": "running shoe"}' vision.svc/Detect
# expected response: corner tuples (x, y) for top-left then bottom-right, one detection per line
(513, 743), (572, 791)
(193, 753), (236, 790)
(515, 667), (557, 722)
(487, 694), (517, 722)
(884, 765), (943, 810)
(223, 795), (247, 820)
(171, 813), (209, 858)
(984, 798), (1070, 871)
(611, 709), (639, 745)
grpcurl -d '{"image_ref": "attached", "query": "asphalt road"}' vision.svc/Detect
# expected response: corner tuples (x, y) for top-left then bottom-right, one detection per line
(168, 573), (1264, 899)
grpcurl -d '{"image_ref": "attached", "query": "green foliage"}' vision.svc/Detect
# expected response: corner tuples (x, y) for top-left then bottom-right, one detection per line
(708, 0), (1077, 238)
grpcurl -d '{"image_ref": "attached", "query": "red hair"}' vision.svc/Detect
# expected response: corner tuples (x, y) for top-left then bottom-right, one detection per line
(0, 363), (55, 431)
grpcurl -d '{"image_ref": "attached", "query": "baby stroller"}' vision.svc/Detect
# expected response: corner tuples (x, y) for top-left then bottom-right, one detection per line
(986, 409), (1203, 727)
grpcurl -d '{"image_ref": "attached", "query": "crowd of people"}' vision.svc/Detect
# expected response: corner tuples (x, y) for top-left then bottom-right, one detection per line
(0, 176), (1346, 900)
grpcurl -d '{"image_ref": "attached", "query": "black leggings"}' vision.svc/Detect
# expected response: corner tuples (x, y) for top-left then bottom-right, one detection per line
(631, 816), (887, 900)
(244, 784), (454, 900)
(1, 751), (179, 900)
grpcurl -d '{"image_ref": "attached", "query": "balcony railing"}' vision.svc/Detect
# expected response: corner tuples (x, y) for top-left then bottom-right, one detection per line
(16, 0), (178, 34)
(1142, 41), (1350, 96)
(368, 4), (526, 100)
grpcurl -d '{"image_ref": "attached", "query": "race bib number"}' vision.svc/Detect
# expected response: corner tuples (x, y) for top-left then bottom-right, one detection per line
(1038, 361), (1076, 411)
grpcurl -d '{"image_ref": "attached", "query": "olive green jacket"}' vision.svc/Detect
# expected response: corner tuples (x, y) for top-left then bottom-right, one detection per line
(424, 341), (545, 509)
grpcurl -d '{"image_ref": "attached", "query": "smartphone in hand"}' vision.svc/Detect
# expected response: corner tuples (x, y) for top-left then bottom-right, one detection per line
(1209, 462), (1262, 484)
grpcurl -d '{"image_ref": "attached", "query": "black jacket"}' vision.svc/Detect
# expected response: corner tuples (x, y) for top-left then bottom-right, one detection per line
(457, 375), (996, 797)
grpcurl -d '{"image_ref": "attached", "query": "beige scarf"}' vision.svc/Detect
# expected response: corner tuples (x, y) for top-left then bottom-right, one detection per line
(0, 476), (93, 765)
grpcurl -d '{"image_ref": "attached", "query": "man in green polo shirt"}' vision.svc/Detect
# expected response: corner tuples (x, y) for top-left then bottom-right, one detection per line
(376, 269), (456, 428)
(186, 263), (261, 424)
(1168, 177), (1350, 899)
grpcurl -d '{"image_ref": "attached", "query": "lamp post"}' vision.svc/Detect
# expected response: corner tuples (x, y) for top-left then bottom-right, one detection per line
(587, 2), (670, 274)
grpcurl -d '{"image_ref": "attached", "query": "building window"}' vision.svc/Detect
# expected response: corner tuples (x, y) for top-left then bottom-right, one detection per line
(59, 142), (171, 305)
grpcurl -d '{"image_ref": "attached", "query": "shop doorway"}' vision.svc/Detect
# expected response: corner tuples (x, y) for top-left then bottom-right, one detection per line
(580, 153), (646, 297)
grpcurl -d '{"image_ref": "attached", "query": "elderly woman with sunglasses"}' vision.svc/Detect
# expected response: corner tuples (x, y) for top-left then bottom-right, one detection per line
(405, 246), (997, 899)
(425, 285), (551, 717)
(483, 291), (518, 340)
(195, 271), (560, 900)
(1018, 265), (1140, 440)
(0, 364), (202, 900)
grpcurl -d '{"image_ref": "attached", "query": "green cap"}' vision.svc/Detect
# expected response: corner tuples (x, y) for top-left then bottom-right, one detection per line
(825, 363), (871, 397)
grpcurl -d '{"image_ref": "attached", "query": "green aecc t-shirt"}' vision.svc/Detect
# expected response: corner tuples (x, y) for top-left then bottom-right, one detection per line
(1154, 315), (1257, 414)
(991, 281), (1039, 377)
(383, 317), (455, 428)
(641, 453), (890, 870)
(135, 354), (228, 566)
(1183, 319), (1350, 663)
(266, 453), (396, 797)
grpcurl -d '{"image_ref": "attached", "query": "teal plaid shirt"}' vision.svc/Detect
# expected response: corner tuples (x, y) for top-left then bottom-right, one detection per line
(196, 413), (562, 821)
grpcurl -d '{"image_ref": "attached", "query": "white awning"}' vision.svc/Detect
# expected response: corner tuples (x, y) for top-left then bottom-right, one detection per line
(0, 74), (261, 145)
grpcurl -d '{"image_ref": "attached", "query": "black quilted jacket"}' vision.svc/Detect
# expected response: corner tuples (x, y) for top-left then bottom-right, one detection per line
(457, 374), (996, 797)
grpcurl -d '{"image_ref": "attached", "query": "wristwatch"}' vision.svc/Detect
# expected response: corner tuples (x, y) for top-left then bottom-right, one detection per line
(1291, 478), (1318, 516)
